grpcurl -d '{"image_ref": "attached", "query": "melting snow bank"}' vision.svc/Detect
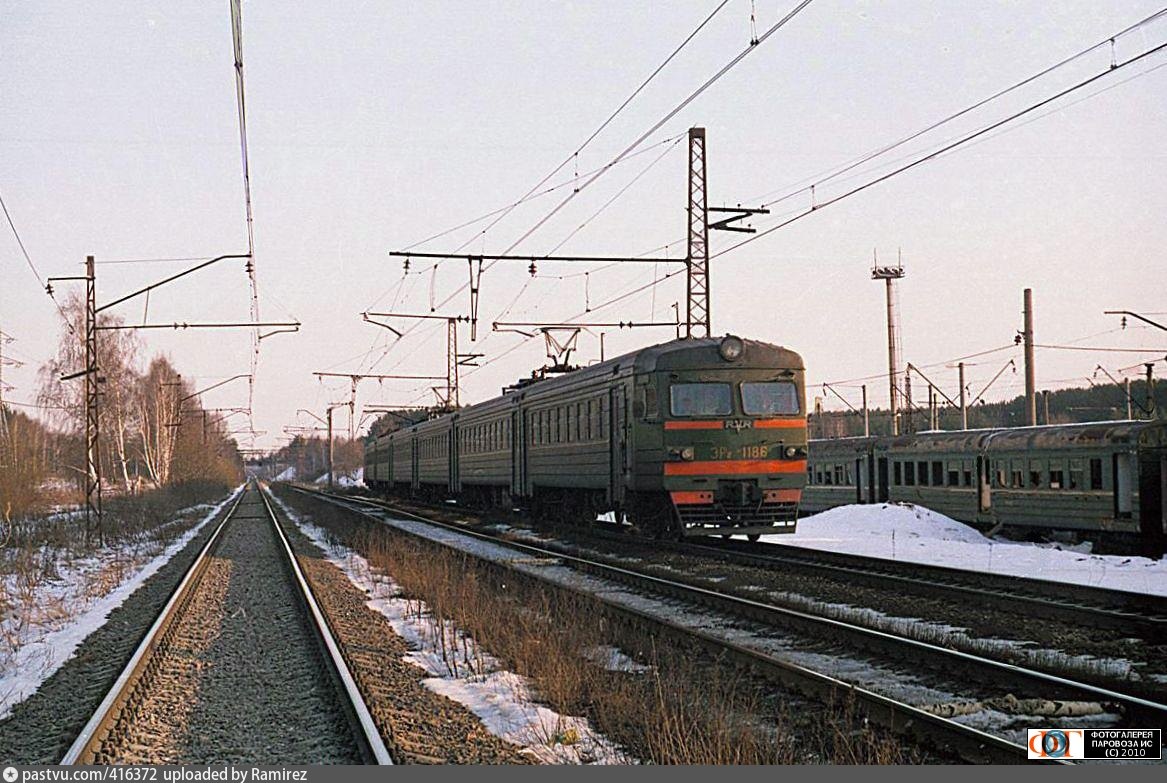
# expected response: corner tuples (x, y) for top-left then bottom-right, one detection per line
(312, 468), (365, 488)
(769, 504), (1167, 597)
(269, 492), (632, 764)
(0, 484), (244, 719)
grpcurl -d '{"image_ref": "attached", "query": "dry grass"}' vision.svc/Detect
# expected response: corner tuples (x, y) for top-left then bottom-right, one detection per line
(0, 480), (233, 665)
(277, 487), (924, 764)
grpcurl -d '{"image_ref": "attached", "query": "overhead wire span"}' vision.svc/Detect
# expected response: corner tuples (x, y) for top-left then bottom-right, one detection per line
(435, 0), (733, 255)
(400, 133), (686, 253)
(744, 7), (1167, 211)
(229, 0), (261, 421)
(712, 36), (1167, 260)
(387, 0), (817, 357)
(0, 187), (78, 337)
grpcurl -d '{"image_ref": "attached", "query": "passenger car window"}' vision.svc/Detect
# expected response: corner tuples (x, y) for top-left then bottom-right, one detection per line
(741, 381), (799, 415)
(670, 383), (733, 416)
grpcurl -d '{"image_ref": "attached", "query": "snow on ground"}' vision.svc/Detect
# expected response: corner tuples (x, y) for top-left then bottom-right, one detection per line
(0, 485), (244, 719)
(269, 491), (631, 764)
(274, 466), (297, 481)
(312, 467), (365, 488)
(768, 504), (1167, 597)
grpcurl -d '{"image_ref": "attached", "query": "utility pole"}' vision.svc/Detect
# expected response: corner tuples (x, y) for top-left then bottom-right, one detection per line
(313, 370), (444, 438)
(903, 371), (913, 434)
(360, 313), (477, 410)
(1041, 389), (1051, 425)
(685, 127), (710, 339)
(325, 402), (346, 490)
(1146, 363), (1157, 419)
(958, 361), (968, 430)
(872, 255), (906, 435)
(388, 128), (762, 344)
(862, 384), (869, 437)
(1022, 288), (1036, 426)
(1126, 377), (1133, 420)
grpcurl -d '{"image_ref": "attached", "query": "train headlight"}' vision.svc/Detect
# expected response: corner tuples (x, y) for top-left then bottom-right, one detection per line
(669, 446), (696, 461)
(784, 446), (797, 458)
(718, 335), (744, 362)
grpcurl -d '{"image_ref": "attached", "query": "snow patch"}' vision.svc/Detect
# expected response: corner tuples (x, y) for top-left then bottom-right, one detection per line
(0, 485), (244, 719)
(770, 503), (1167, 597)
(269, 491), (631, 764)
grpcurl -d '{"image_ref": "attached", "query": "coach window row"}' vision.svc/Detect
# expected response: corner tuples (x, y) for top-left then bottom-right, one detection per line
(531, 398), (609, 446)
(892, 458), (974, 488)
(808, 463), (854, 486)
(419, 435), (446, 460)
(990, 456), (1104, 490)
(460, 420), (511, 455)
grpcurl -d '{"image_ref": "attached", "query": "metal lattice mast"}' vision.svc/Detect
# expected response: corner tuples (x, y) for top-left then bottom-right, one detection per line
(685, 127), (710, 339)
(84, 255), (102, 543)
(447, 318), (459, 408)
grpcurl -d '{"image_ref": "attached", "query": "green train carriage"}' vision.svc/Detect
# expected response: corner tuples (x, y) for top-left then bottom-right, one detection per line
(364, 335), (809, 538)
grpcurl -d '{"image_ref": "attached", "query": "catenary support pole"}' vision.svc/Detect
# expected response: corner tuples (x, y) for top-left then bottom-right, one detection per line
(958, 362), (968, 430)
(1023, 288), (1036, 426)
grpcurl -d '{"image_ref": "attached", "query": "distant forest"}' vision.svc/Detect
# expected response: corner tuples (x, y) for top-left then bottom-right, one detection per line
(811, 378), (1166, 439)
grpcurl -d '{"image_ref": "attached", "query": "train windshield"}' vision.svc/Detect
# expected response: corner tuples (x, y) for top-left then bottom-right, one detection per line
(741, 381), (799, 415)
(670, 383), (732, 416)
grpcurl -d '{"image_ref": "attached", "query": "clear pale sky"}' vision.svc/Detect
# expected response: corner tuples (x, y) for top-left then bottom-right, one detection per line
(3, 1), (1166, 451)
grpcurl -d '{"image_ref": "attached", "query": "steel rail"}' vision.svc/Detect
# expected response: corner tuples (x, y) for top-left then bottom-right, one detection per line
(697, 537), (1167, 640)
(61, 488), (247, 764)
(62, 483), (392, 765)
(257, 485), (393, 764)
(292, 486), (1151, 762)
(299, 487), (1167, 722)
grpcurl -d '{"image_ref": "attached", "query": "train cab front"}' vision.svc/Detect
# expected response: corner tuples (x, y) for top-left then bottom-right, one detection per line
(656, 336), (808, 539)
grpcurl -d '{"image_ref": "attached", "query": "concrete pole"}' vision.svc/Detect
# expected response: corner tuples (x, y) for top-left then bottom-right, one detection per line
(1147, 363), (1156, 418)
(862, 384), (870, 437)
(327, 406), (334, 490)
(958, 362), (968, 430)
(885, 278), (900, 435)
(1126, 377), (1133, 419)
(1042, 389), (1051, 425)
(1023, 288), (1036, 426)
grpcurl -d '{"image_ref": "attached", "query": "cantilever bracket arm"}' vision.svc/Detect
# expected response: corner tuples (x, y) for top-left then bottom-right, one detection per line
(1104, 310), (1167, 334)
(96, 254), (251, 314)
(707, 205), (769, 234)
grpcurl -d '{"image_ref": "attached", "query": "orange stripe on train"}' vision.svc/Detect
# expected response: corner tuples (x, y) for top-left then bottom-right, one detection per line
(663, 420), (723, 430)
(670, 488), (802, 505)
(754, 418), (806, 429)
(663, 459), (808, 476)
(663, 418), (805, 430)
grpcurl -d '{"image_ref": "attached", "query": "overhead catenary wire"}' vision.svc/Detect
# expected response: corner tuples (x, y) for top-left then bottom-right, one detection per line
(380, 0), (818, 361)
(0, 187), (78, 337)
(431, 0), (733, 255)
(745, 7), (1167, 211)
(712, 35), (1167, 260)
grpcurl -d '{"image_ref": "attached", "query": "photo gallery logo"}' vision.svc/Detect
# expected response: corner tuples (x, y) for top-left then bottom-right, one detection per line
(1028, 729), (1083, 759)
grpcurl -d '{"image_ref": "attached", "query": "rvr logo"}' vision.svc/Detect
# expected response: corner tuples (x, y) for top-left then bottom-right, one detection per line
(724, 419), (753, 431)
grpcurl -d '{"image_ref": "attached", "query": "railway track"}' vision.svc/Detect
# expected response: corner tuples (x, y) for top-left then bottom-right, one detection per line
(288, 485), (1167, 763)
(62, 482), (392, 765)
(692, 537), (1167, 643)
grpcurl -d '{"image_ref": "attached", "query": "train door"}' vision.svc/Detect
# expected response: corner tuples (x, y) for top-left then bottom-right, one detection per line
(977, 456), (991, 513)
(511, 409), (526, 500)
(1138, 449), (1166, 542)
(448, 424), (459, 494)
(866, 455), (876, 503)
(876, 458), (889, 502)
(609, 385), (627, 505)
(855, 458), (863, 504)
(410, 436), (419, 491)
(1114, 453), (1134, 518)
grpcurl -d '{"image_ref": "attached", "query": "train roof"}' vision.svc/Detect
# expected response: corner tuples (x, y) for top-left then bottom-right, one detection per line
(807, 420), (1167, 455)
(373, 335), (803, 442)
